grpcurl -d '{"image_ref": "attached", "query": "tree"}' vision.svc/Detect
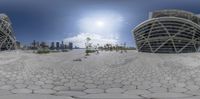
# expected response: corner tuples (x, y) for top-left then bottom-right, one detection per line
(85, 37), (91, 56)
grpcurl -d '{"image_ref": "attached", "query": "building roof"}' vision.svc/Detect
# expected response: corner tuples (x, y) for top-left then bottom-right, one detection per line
(0, 13), (10, 22)
(150, 10), (200, 25)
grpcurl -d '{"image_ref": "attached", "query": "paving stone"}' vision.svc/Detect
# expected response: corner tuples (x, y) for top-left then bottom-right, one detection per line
(84, 88), (104, 94)
(175, 83), (186, 87)
(27, 85), (41, 90)
(64, 83), (73, 87)
(122, 85), (136, 90)
(24, 81), (34, 85)
(35, 81), (45, 86)
(53, 86), (69, 91)
(85, 84), (97, 89)
(124, 89), (151, 95)
(148, 87), (167, 93)
(45, 80), (54, 84)
(76, 93), (142, 99)
(110, 83), (123, 88)
(137, 84), (151, 90)
(169, 87), (188, 93)
(61, 79), (69, 83)
(70, 86), (86, 91)
(55, 91), (86, 97)
(34, 89), (56, 94)
(11, 88), (32, 94)
(186, 85), (199, 91)
(41, 84), (54, 89)
(105, 88), (125, 93)
(0, 94), (74, 99)
(0, 81), (6, 86)
(150, 83), (162, 87)
(78, 78), (85, 82)
(0, 89), (12, 95)
(104, 81), (113, 85)
(14, 84), (27, 88)
(181, 96), (200, 99)
(185, 90), (200, 96)
(0, 85), (14, 90)
(97, 84), (111, 89)
(131, 81), (141, 86)
(54, 81), (64, 86)
(6, 81), (16, 85)
(76, 82), (85, 86)
(142, 92), (191, 98)
(15, 80), (24, 84)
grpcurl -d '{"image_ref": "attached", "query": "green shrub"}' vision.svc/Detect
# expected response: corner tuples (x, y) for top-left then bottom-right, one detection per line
(86, 50), (95, 53)
(85, 49), (96, 56)
(62, 49), (68, 52)
(37, 48), (50, 54)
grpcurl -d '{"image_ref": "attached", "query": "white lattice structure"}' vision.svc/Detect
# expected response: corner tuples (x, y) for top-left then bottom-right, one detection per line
(0, 14), (16, 51)
(133, 10), (200, 53)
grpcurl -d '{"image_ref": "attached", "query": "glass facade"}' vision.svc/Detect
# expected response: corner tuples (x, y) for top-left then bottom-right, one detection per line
(133, 10), (200, 53)
(0, 14), (16, 50)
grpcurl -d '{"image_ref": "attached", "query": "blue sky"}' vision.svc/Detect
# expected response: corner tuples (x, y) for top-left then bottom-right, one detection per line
(0, 0), (200, 47)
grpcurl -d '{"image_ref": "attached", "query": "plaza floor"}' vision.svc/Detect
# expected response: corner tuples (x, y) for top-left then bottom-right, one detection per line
(0, 50), (200, 99)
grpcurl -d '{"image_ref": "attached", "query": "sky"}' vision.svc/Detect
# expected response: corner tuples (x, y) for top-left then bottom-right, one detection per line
(0, 0), (200, 47)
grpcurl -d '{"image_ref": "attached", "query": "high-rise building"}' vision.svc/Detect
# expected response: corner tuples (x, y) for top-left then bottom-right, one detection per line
(56, 42), (60, 49)
(69, 42), (73, 50)
(32, 40), (37, 49)
(64, 44), (68, 49)
(40, 42), (48, 48)
(0, 14), (16, 50)
(50, 42), (55, 50)
(133, 10), (200, 53)
(60, 41), (64, 49)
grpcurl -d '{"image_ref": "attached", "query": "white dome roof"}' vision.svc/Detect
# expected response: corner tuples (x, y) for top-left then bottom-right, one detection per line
(0, 14), (10, 22)
(0, 14), (7, 19)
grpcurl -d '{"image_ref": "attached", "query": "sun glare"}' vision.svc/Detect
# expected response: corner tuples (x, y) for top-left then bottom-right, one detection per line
(96, 21), (104, 27)
(79, 12), (123, 36)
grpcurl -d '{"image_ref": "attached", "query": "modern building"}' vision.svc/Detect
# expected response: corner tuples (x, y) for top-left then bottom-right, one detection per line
(0, 14), (16, 50)
(32, 40), (37, 49)
(133, 10), (200, 53)
(64, 44), (68, 49)
(69, 42), (73, 50)
(60, 41), (64, 49)
(56, 42), (60, 49)
(40, 42), (48, 48)
(50, 42), (55, 50)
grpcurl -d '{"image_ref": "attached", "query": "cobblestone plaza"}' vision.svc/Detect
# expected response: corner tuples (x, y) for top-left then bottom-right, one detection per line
(0, 50), (200, 99)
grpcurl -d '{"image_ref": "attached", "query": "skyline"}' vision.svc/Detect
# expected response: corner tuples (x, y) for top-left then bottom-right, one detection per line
(0, 0), (200, 47)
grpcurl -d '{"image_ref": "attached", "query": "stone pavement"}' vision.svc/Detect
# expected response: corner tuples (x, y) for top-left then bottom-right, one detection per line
(0, 50), (200, 99)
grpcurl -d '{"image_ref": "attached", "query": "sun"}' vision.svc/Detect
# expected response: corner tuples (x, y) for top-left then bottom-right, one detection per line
(96, 21), (104, 27)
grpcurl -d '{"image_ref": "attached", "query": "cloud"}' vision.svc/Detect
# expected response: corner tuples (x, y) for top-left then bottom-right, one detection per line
(64, 33), (119, 48)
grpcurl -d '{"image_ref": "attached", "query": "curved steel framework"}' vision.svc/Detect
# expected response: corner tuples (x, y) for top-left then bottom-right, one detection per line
(0, 14), (16, 51)
(133, 10), (200, 53)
